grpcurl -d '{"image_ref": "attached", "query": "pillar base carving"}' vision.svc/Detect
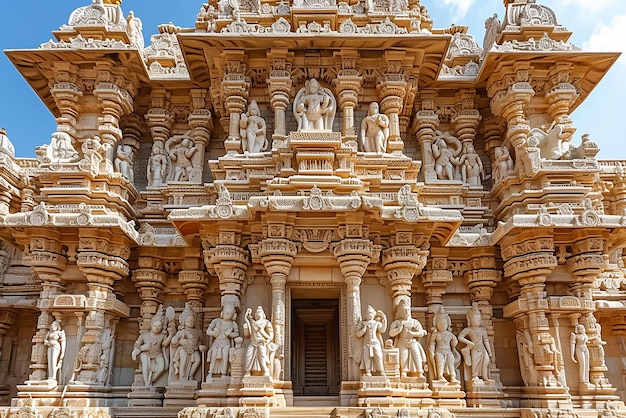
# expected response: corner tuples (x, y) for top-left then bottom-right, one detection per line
(430, 381), (465, 408)
(164, 381), (199, 407)
(520, 386), (572, 409)
(128, 386), (165, 407)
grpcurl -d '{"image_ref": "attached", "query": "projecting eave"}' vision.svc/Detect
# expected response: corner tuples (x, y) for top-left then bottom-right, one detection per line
(477, 50), (621, 112)
(4, 47), (149, 118)
(177, 32), (451, 86)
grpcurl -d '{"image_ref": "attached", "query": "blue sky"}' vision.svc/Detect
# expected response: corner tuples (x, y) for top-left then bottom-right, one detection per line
(0, 0), (624, 158)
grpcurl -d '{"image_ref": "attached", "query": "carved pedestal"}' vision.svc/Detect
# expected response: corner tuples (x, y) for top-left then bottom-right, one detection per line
(196, 377), (232, 407)
(430, 380), (465, 408)
(164, 380), (199, 407)
(128, 386), (165, 407)
(240, 375), (277, 407)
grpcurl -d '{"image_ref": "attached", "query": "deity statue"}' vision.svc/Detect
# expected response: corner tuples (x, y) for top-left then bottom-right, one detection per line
(50, 131), (80, 162)
(432, 131), (462, 181)
(147, 141), (168, 187)
(294, 78), (336, 131)
(360, 102), (390, 154)
(44, 319), (66, 382)
(570, 324), (590, 384)
(493, 144), (514, 183)
(459, 142), (484, 186)
(516, 327), (537, 386)
(132, 305), (175, 387)
(171, 303), (204, 382)
(458, 303), (492, 382)
(428, 306), (460, 383)
(206, 302), (239, 378)
(356, 305), (387, 377)
(240, 100), (268, 154)
(114, 144), (134, 182)
(243, 306), (274, 377)
(166, 135), (199, 182)
(389, 297), (427, 379)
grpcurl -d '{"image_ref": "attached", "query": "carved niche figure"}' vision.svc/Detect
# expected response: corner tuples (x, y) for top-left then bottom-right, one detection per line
(389, 297), (427, 379)
(171, 303), (204, 382)
(529, 124), (570, 160)
(206, 302), (239, 378)
(240, 100), (268, 154)
(132, 305), (175, 386)
(493, 144), (514, 183)
(147, 142), (169, 187)
(458, 303), (493, 382)
(44, 319), (66, 382)
(50, 132), (80, 163)
(114, 144), (134, 183)
(360, 102), (390, 154)
(570, 324), (590, 384)
(516, 327), (537, 386)
(243, 306), (274, 377)
(431, 131), (462, 181)
(356, 305), (387, 377)
(294, 78), (336, 131)
(166, 135), (199, 182)
(428, 306), (460, 383)
(459, 142), (484, 186)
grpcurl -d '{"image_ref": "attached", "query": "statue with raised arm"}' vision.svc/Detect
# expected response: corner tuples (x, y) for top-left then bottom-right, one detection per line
(206, 302), (239, 378)
(243, 306), (274, 377)
(240, 100), (268, 154)
(147, 141), (168, 187)
(360, 102), (390, 153)
(132, 305), (175, 386)
(389, 297), (427, 379)
(294, 78), (336, 131)
(570, 324), (590, 384)
(458, 303), (492, 382)
(170, 303), (203, 382)
(166, 135), (198, 182)
(356, 305), (387, 376)
(45, 319), (66, 382)
(428, 306), (460, 383)
(432, 131), (462, 181)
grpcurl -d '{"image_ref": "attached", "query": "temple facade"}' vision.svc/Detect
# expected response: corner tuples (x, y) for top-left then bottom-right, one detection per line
(1, 0), (626, 417)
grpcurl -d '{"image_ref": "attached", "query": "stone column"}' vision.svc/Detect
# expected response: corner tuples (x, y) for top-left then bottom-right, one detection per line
(49, 63), (82, 141)
(119, 113), (144, 183)
(188, 89), (213, 183)
(219, 54), (250, 155)
(333, 51), (362, 140)
(415, 90), (440, 183)
(267, 50), (293, 141)
(131, 253), (167, 333)
(382, 242), (428, 308)
(487, 63), (536, 175)
(179, 256), (209, 320)
(0, 310), (16, 404)
(377, 75), (407, 155)
(545, 62), (578, 147)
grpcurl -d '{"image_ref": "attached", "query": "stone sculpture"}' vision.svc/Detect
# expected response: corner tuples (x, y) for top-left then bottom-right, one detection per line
(170, 303), (203, 382)
(132, 305), (175, 387)
(44, 319), (66, 382)
(50, 132), (80, 163)
(166, 136), (199, 182)
(458, 303), (492, 382)
(493, 144), (514, 183)
(356, 305), (387, 377)
(243, 306), (274, 377)
(570, 324), (590, 384)
(389, 297), (427, 379)
(240, 100), (268, 154)
(147, 142), (169, 187)
(429, 306), (460, 383)
(432, 131), (462, 181)
(294, 78), (336, 131)
(114, 144), (134, 182)
(206, 302), (239, 378)
(360, 102), (390, 153)
(459, 142), (484, 186)
(516, 328), (537, 386)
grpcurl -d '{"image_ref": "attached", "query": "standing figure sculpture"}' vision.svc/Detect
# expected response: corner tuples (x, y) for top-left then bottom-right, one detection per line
(206, 302), (239, 378)
(44, 319), (66, 382)
(356, 305), (387, 376)
(570, 324), (590, 384)
(240, 100), (268, 154)
(360, 102), (390, 153)
(294, 78), (336, 131)
(428, 306), (460, 383)
(171, 303), (203, 382)
(114, 144), (134, 183)
(458, 303), (492, 382)
(389, 297), (427, 379)
(147, 142), (168, 187)
(166, 136), (198, 182)
(132, 305), (175, 386)
(493, 144), (514, 183)
(243, 306), (274, 377)
(432, 131), (462, 181)
(459, 142), (484, 186)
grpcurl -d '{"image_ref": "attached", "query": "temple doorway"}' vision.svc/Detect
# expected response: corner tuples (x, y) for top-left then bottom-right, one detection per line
(291, 298), (340, 397)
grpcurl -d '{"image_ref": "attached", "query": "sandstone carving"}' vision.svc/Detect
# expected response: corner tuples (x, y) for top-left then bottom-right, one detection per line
(44, 319), (66, 382)
(294, 78), (336, 131)
(356, 305), (387, 377)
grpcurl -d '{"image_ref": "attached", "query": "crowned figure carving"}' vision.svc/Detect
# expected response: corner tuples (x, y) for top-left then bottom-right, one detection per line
(294, 78), (336, 132)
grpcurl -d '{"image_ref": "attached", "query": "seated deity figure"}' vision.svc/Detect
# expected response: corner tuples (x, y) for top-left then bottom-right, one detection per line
(428, 306), (460, 383)
(389, 297), (427, 379)
(356, 305), (387, 376)
(114, 144), (134, 182)
(432, 131), (462, 181)
(459, 142), (484, 186)
(170, 303), (204, 382)
(570, 324), (590, 384)
(206, 302), (239, 378)
(240, 100), (268, 154)
(360, 102), (390, 153)
(458, 303), (493, 382)
(44, 319), (66, 382)
(294, 78), (336, 131)
(147, 141), (168, 187)
(243, 306), (274, 377)
(132, 305), (175, 387)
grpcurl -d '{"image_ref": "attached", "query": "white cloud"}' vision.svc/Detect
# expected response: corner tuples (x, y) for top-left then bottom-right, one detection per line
(583, 14), (626, 60)
(440, 0), (475, 21)
(557, 0), (616, 13)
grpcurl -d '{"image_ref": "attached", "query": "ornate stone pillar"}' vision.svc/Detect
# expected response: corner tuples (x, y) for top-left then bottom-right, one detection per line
(487, 63), (536, 175)
(333, 51), (362, 139)
(545, 62), (578, 147)
(377, 53), (408, 155)
(119, 113), (144, 183)
(382, 238), (428, 307)
(179, 255), (209, 318)
(267, 50), (293, 141)
(188, 89), (213, 183)
(415, 90), (440, 183)
(219, 53), (250, 155)
(0, 309), (16, 404)
(131, 253), (167, 332)
(451, 89), (482, 148)
(49, 63), (82, 140)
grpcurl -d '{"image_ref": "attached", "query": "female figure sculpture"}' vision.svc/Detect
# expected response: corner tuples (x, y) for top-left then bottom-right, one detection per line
(132, 305), (175, 386)
(458, 303), (492, 382)
(459, 142), (484, 186)
(166, 136), (198, 182)
(243, 306), (274, 377)
(428, 306), (460, 383)
(147, 142), (168, 187)
(114, 144), (134, 182)
(206, 302), (239, 378)
(44, 319), (66, 382)
(356, 305), (387, 376)
(570, 324), (590, 384)
(389, 297), (427, 379)
(493, 144), (514, 183)
(360, 102), (390, 153)
(293, 78), (336, 131)
(240, 100), (268, 154)
(171, 303), (203, 382)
